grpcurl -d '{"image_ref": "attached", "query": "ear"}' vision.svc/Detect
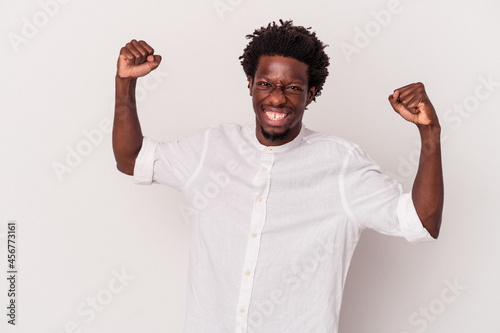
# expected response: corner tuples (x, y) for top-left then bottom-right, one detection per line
(306, 86), (317, 105)
(247, 76), (253, 96)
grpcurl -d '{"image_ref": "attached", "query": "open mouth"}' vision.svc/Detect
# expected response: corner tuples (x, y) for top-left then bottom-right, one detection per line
(266, 111), (287, 121)
(264, 111), (289, 126)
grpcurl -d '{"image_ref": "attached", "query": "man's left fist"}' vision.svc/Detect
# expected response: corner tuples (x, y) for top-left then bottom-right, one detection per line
(388, 82), (439, 127)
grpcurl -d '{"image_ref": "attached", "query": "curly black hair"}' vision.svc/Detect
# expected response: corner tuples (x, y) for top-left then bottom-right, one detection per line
(239, 19), (330, 102)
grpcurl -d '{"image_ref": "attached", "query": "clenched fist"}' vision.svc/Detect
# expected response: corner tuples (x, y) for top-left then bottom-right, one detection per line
(388, 82), (439, 127)
(117, 40), (162, 79)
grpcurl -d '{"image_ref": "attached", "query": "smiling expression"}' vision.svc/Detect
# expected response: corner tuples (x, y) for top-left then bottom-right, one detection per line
(248, 55), (316, 146)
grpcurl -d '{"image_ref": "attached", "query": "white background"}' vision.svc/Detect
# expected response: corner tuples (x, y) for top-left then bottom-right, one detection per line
(1, 0), (499, 332)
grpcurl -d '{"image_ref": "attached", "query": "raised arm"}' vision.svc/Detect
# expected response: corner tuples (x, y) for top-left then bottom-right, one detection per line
(113, 40), (162, 175)
(388, 82), (444, 239)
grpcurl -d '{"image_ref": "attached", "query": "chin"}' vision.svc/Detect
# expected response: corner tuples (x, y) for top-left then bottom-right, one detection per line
(260, 125), (290, 142)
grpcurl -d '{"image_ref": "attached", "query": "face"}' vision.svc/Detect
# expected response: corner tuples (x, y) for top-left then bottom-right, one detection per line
(248, 55), (316, 146)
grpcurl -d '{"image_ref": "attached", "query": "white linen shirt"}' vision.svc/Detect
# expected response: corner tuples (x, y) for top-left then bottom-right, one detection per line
(133, 123), (433, 333)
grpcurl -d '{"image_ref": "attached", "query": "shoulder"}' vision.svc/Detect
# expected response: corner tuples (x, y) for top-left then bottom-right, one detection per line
(184, 123), (252, 152)
(177, 123), (246, 143)
(300, 127), (362, 156)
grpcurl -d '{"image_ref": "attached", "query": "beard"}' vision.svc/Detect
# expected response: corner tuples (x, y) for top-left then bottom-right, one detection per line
(260, 125), (290, 143)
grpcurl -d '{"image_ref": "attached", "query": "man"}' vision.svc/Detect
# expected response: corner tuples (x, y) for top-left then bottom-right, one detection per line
(113, 20), (443, 333)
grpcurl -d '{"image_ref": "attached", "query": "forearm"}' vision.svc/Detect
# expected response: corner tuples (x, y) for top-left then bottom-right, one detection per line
(412, 124), (444, 238)
(113, 75), (143, 175)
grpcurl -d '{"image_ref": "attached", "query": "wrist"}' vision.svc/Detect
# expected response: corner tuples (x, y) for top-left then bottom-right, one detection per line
(417, 124), (442, 150)
(115, 74), (137, 94)
(116, 73), (137, 83)
(417, 122), (441, 136)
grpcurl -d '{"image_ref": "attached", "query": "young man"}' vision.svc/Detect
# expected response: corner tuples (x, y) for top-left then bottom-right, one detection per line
(113, 20), (443, 333)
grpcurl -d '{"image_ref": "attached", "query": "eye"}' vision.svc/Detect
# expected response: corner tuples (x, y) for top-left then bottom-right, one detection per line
(257, 81), (272, 90)
(286, 85), (303, 94)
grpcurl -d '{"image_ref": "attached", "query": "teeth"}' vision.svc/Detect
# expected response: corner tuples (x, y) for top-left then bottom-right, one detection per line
(266, 112), (287, 121)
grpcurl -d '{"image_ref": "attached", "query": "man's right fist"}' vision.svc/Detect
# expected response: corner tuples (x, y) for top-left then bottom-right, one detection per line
(117, 40), (162, 79)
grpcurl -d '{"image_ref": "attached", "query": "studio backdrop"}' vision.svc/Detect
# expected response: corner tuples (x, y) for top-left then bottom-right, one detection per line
(1, 0), (499, 332)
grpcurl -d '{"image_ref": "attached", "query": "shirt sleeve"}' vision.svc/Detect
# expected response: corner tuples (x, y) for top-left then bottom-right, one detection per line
(340, 145), (434, 243)
(133, 128), (209, 191)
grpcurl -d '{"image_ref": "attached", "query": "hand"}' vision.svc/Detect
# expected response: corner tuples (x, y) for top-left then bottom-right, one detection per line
(388, 82), (439, 127)
(117, 40), (162, 79)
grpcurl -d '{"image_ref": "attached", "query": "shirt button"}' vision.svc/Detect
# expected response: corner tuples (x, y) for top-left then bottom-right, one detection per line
(257, 197), (263, 203)
(240, 307), (246, 313)
(266, 147), (272, 152)
(245, 270), (251, 276)
(251, 232), (257, 238)
(262, 167), (268, 172)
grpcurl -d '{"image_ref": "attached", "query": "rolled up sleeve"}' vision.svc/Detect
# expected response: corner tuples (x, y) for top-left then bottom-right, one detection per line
(133, 137), (158, 185)
(132, 128), (209, 190)
(397, 193), (435, 243)
(341, 144), (435, 244)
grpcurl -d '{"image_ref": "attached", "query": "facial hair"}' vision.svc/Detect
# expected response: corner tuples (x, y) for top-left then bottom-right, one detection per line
(260, 125), (290, 143)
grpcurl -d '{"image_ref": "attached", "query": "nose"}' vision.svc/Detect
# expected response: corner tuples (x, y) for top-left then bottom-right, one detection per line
(267, 85), (286, 106)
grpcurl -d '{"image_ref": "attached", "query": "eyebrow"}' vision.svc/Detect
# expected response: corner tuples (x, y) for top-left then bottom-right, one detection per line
(257, 76), (306, 85)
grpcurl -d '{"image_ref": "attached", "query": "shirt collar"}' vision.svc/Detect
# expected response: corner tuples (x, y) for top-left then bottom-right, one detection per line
(245, 123), (306, 153)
